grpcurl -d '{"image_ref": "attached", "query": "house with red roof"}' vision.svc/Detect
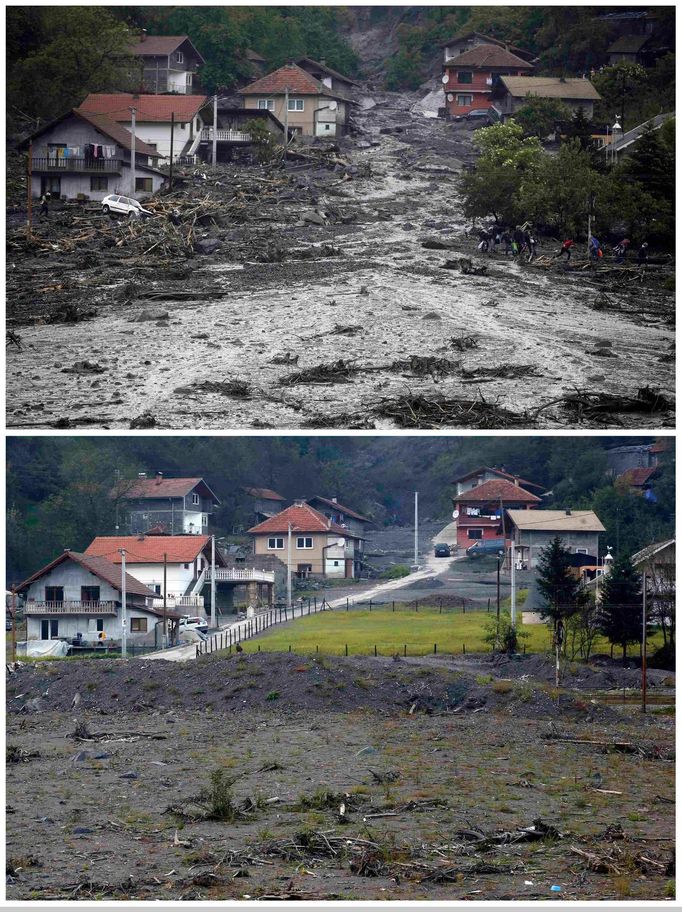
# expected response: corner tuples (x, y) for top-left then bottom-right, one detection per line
(452, 466), (544, 498)
(442, 44), (534, 118)
(241, 63), (350, 138)
(78, 93), (210, 163)
(16, 550), (178, 647)
(616, 466), (660, 502)
(21, 108), (164, 201)
(129, 32), (205, 95)
(452, 478), (541, 552)
(117, 472), (221, 536)
(248, 501), (364, 578)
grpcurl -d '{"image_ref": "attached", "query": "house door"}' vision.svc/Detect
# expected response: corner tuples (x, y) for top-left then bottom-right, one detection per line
(40, 176), (61, 196)
(41, 618), (59, 639)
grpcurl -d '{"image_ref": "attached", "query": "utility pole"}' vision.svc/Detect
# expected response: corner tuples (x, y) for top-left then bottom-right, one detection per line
(212, 93), (218, 168)
(287, 523), (292, 610)
(119, 548), (127, 657)
(496, 554), (502, 638)
(163, 552), (167, 648)
(413, 492), (419, 569)
(11, 589), (17, 663)
(510, 544), (516, 628)
(169, 112), (175, 189)
(129, 105), (137, 198)
(641, 572), (647, 713)
(283, 86), (289, 149)
(211, 534), (216, 629)
(27, 141), (33, 239)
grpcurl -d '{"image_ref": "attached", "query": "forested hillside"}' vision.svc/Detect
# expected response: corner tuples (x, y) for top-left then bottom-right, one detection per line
(6, 437), (674, 584)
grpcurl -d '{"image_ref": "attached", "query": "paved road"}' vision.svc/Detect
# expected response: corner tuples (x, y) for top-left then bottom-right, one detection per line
(145, 522), (460, 662)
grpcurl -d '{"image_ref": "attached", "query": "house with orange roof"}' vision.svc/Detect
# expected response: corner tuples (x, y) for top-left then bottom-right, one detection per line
(78, 92), (210, 163)
(21, 107), (164, 201)
(248, 501), (364, 579)
(117, 472), (221, 536)
(452, 478), (541, 552)
(129, 32), (205, 95)
(16, 550), (177, 647)
(442, 44), (534, 118)
(240, 63), (350, 138)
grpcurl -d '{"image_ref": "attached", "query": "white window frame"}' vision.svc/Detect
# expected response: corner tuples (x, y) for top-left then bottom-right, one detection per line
(575, 548), (588, 554)
(268, 537), (284, 550)
(296, 536), (314, 549)
(258, 99), (275, 111)
(456, 94), (473, 106)
(192, 493), (200, 505)
(202, 514), (208, 527)
(288, 98), (304, 112)
(175, 51), (184, 64)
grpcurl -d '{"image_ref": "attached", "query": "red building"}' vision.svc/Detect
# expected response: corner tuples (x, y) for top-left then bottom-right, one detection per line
(443, 44), (533, 118)
(452, 478), (541, 551)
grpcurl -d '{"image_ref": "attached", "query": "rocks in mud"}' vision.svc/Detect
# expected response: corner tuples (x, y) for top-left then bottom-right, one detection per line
(61, 360), (106, 375)
(134, 309), (169, 323)
(422, 312), (442, 321)
(441, 257), (488, 276)
(421, 238), (458, 250)
(46, 301), (98, 324)
(194, 238), (222, 255)
(130, 412), (157, 429)
(301, 209), (327, 226)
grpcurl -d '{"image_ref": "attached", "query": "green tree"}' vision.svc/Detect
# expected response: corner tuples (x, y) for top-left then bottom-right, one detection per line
(535, 536), (586, 633)
(598, 556), (643, 665)
(592, 61), (648, 127)
(512, 95), (572, 138)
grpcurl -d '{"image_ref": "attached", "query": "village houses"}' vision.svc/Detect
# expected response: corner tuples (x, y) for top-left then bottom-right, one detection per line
(129, 32), (205, 95)
(442, 43), (534, 118)
(506, 509), (606, 570)
(452, 478), (541, 552)
(117, 472), (221, 535)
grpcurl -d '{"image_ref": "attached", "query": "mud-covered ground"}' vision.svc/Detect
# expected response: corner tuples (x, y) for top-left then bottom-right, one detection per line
(6, 93), (674, 429)
(6, 653), (674, 900)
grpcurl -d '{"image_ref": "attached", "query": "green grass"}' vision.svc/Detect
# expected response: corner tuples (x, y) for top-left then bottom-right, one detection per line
(226, 607), (662, 658)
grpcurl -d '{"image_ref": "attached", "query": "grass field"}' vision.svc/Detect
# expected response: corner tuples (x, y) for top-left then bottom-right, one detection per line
(233, 607), (660, 659)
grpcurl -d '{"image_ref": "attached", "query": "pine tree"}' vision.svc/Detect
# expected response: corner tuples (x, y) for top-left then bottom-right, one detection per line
(535, 536), (585, 631)
(598, 556), (643, 666)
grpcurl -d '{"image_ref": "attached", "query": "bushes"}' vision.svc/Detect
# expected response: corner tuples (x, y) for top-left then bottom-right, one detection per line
(380, 564), (411, 580)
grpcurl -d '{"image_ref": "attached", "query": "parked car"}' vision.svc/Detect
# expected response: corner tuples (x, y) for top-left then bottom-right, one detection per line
(101, 194), (153, 219)
(434, 543), (451, 558)
(466, 539), (506, 557)
(466, 108), (497, 128)
(179, 615), (208, 635)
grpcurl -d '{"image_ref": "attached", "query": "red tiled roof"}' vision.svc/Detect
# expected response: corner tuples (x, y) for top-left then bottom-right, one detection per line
(241, 64), (337, 97)
(445, 45), (534, 69)
(74, 110), (161, 157)
(248, 503), (361, 539)
(454, 479), (541, 504)
(78, 93), (209, 123)
(307, 495), (370, 523)
(440, 32), (535, 61)
(119, 476), (219, 502)
(129, 35), (204, 63)
(618, 467), (658, 487)
(244, 486), (285, 501)
(16, 551), (157, 599)
(85, 535), (215, 564)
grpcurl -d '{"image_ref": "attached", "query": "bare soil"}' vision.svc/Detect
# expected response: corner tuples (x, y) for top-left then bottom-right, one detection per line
(6, 653), (674, 901)
(6, 93), (674, 430)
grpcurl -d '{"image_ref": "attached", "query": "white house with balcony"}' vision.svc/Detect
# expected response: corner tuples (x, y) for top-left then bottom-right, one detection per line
(16, 550), (174, 645)
(129, 33), (205, 95)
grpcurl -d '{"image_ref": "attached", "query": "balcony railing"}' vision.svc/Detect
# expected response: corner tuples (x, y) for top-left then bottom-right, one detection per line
(200, 128), (252, 143)
(205, 568), (275, 583)
(32, 158), (123, 173)
(152, 595), (205, 609)
(25, 601), (118, 615)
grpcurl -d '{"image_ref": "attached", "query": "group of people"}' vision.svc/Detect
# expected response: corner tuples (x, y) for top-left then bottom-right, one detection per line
(476, 223), (538, 261)
(555, 235), (650, 265)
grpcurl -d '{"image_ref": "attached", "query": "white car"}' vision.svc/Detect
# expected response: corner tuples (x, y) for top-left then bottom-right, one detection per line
(101, 194), (153, 219)
(179, 615), (209, 635)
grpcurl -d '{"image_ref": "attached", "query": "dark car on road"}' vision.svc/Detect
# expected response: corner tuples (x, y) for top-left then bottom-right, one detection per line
(434, 543), (451, 558)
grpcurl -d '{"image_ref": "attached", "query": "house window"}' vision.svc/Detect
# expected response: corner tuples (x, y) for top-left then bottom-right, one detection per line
(202, 514), (208, 526)
(87, 618), (105, 633)
(45, 586), (64, 603)
(192, 493), (200, 505)
(154, 584), (161, 595)
(333, 560), (340, 567)
(175, 51), (184, 64)
(287, 98), (304, 111)
(131, 617), (148, 632)
(41, 619), (59, 639)
(457, 71), (473, 84)
(324, 124), (331, 131)
(296, 536), (313, 549)
(268, 537), (284, 550)
(258, 99), (275, 111)
(183, 563), (190, 570)
(186, 73), (193, 87)
(81, 586), (100, 602)
(40, 176), (61, 196)
(90, 176), (108, 191)
(575, 548), (588, 554)
(467, 529), (483, 540)
(135, 177), (153, 192)
(296, 564), (313, 579)
(456, 94), (473, 106)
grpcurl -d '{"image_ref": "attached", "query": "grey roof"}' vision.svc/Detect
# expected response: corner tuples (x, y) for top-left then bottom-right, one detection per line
(500, 76), (601, 101)
(631, 538), (675, 567)
(507, 510), (605, 533)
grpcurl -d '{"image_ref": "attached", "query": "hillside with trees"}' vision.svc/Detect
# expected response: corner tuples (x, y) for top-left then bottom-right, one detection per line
(6, 437), (674, 585)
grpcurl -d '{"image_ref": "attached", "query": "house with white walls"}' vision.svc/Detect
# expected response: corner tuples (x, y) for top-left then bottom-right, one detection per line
(116, 473), (221, 535)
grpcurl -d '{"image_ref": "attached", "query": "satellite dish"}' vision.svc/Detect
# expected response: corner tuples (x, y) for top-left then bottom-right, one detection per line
(329, 100), (338, 111)
(452, 510), (459, 520)
(441, 73), (449, 85)
(447, 93), (454, 103)
(336, 538), (345, 547)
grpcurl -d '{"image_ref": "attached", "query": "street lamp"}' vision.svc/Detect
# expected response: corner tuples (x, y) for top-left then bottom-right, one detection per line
(611, 119), (622, 165)
(496, 549), (504, 639)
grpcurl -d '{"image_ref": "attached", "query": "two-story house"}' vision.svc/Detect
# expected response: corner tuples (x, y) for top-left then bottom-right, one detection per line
(306, 496), (371, 573)
(241, 63), (349, 138)
(248, 501), (364, 579)
(243, 486), (286, 524)
(442, 44), (534, 118)
(452, 465), (544, 497)
(506, 509), (606, 569)
(22, 108), (163, 201)
(493, 76), (601, 121)
(117, 473), (220, 535)
(441, 31), (535, 66)
(78, 93), (210, 164)
(452, 478), (541, 551)
(17, 550), (170, 645)
(129, 32), (205, 95)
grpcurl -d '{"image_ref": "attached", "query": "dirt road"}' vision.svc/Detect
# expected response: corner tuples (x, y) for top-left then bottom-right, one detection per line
(6, 95), (674, 429)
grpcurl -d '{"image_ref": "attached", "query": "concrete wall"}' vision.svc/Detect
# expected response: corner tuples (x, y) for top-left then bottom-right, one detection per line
(244, 95), (346, 137)
(124, 558), (206, 599)
(513, 530), (601, 568)
(31, 168), (163, 202)
(130, 118), (204, 161)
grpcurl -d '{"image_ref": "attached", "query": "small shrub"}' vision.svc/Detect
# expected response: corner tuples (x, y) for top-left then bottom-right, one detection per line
(380, 564), (411, 580)
(266, 690), (280, 701)
(665, 880), (675, 899)
(202, 769), (238, 822)
(475, 674), (493, 685)
(514, 680), (534, 703)
(492, 679), (513, 695)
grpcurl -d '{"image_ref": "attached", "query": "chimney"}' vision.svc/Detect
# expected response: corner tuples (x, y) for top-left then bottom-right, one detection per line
(332, 496), (338, 503)
(138, 472), (146, 479)
(513, 475), (519, 487)
(320, 58), (327, 66)
(137, 533), (145, 541)
(140, 28), (147, 43)
(155, 471), (163, 485)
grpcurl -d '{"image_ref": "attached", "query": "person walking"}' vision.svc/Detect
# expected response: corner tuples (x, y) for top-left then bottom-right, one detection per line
(477, 228), (491, 254)
(501, 230), (512, 256)
(39, 191), (50, 219)
(589, 235), (602, 263)
(556, 238), (574, 261)
(637, 241), (649, 265)
(614, 237), (630, 263)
